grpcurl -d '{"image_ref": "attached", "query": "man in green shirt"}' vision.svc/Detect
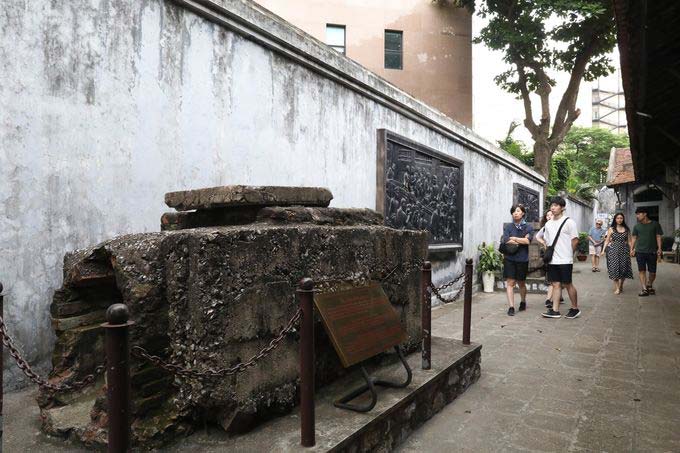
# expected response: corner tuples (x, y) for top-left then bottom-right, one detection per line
(631, 206), (663, 296)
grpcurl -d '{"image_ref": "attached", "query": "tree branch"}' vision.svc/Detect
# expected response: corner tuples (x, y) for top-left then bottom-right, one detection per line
(515, 65), (539, 137)
(550, 24), (599, 145)
(528, 62), (552, 137)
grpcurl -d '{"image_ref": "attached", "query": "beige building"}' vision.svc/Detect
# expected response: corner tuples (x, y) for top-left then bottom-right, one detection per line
(255, 0), (473, 126)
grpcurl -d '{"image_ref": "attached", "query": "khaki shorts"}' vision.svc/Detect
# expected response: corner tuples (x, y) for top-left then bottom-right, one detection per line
(589, 244), (603, 255)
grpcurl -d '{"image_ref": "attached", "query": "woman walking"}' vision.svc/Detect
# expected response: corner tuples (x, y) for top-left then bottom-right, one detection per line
(601, 213), (634, 294)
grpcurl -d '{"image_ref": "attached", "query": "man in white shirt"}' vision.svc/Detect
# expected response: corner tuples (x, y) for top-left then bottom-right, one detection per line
(541, 196), (581, 319)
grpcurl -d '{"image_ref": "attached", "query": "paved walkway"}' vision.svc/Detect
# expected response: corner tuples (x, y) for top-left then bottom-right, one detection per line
(4, 262), (680, 452)
(398, 261), (680, 452)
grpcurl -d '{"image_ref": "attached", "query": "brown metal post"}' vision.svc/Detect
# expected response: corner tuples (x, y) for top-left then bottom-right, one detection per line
(421, 262), (432, 370)
(102, 304), (134, 453)
(297, 278), (315, 447)
(1, 281), (4, 433)
(463, 258), (473, 345)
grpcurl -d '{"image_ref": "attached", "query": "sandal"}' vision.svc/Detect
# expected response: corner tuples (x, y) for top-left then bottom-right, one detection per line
(592, 268), (597, 272)
(638, 289), (649, 297)
(646, 286), (655, 295)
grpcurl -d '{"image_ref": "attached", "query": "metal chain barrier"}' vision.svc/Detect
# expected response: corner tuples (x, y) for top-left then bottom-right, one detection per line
(132, 307), (302, 381)
(312, 258), (423, 287)
(428, 271), (467, 304)
(0, 316), (104, 393)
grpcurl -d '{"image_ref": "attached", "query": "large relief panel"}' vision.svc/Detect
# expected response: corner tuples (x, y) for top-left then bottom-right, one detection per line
(513, 183), (540, 223)
(377, 130), (464, 251)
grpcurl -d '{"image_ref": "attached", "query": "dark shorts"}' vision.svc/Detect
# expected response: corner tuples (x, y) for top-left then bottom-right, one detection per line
(547, 264), (573, 284)
(503, 259), (528, 281)
(636, 252), (657, 273)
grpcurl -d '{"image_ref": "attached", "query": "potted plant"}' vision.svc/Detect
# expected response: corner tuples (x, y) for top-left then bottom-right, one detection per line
(576, 232), (589, 261)
(478, 243), (503, 293)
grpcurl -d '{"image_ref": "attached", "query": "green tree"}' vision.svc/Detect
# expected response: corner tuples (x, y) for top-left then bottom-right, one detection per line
(473, 1), (618, 193)
(559, 126), (629, 187)
(497, 121), (533, 166)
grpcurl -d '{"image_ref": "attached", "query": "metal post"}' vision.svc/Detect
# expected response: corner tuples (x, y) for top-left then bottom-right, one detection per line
(421, 262), (432, 370)
(463, 258), (473, 345)
(1, 281), (4, 436)
(102, 304), (134, 453)
(297, 278), (315, 447)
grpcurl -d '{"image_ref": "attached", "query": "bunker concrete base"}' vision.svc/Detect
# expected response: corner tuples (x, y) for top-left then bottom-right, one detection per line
(167, 336), (481, 452)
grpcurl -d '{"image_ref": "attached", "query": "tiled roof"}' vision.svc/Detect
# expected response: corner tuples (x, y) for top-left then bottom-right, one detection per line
(606, 147), (636, 186)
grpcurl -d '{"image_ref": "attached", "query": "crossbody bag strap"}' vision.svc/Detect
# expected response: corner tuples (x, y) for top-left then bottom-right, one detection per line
(550, 217), (570, 248)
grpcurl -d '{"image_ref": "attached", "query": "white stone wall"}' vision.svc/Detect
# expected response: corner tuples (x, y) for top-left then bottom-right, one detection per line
(566, 196), (595, 233)
(0, 0), (543, 387)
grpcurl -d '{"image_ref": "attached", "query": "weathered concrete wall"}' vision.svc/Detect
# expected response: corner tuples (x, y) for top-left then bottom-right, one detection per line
(38, 209), (428, 447)
(0, 0), (543, 387)
(566, 195), (595, 233)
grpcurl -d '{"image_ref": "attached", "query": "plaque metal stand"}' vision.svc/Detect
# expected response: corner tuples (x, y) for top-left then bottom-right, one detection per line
(333, 346), (412, 413)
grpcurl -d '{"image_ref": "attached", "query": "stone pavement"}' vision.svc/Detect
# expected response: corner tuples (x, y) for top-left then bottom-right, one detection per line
(398, 260), (680, 452)
(3, 261), (680, 452)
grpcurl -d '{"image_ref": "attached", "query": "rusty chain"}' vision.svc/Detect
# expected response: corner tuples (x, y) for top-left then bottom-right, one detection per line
(0, 316), (104, 393)
(132, 307), (302, 381)
(428, 271), (467, 304)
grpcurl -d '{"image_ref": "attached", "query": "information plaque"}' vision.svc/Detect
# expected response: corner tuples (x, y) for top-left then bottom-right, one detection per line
(314, 285), (407, 368)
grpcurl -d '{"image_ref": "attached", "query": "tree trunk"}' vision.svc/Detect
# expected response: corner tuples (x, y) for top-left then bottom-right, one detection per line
(533, 139), (552, 206)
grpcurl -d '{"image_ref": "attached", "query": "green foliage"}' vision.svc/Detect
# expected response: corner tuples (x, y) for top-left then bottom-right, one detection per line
(478, 243), (503, 272)
(546, 127), (629, 201)
(577, 232), (589, 255)
(559, 127), (630, 186)
(474, 1), (617, 95)
(497, 121), (534, 166)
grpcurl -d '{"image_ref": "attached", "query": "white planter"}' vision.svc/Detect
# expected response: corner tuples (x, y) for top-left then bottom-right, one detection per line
(482, 271), (495, 293)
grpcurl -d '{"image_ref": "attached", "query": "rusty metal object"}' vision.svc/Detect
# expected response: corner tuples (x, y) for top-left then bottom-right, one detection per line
(313, 284), (407, 368)
(463, 259), (473, 345)
(1, 282), (4, 433)
(0, 313), (104, 393)
(103, 304), (134, 453)
(428, 271), (466, 304)
(297, 278), (315, 447)
(421, 262), (432, 370)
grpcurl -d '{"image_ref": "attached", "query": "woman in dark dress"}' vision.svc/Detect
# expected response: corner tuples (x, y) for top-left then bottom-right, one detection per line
(601, 213), (634, 294)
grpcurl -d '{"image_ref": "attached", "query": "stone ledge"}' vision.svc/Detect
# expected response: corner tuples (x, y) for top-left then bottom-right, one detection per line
(165, 185), (333, 211)
(168, 336), (481, 452)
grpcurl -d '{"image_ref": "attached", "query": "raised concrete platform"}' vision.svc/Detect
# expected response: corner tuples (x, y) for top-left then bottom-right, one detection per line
(167, 337), (481, 452)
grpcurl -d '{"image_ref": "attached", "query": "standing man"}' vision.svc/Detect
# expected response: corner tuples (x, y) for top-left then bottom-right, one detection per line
(631, 206), (663, 296)
(502, 204), (534, 316)
(588, 219), (606, 272)
(542, 196), (581, 319)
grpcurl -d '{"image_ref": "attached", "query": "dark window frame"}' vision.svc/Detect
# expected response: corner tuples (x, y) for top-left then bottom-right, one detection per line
(326, 23), (346, 55)
(384, 29), (403, 70)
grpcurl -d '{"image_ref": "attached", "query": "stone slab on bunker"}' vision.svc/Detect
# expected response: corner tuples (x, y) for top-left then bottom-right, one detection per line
(165, 185), (334, 211)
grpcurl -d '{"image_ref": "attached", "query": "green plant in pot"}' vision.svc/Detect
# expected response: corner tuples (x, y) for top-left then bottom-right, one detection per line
(478, 243), (503, 293)
(576, 232), (589, 261)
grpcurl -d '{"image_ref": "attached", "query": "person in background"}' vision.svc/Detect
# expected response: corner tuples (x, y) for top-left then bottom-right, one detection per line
(588, 219), (606, 272)
(631, 206), (663, 296)
(502, 204), (534, 316)
(601, 213), (633, 294)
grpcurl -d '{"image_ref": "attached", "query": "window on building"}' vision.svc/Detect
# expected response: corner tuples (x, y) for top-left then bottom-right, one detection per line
(384, 30), (403, 70)
(326, 24), (346, 55)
